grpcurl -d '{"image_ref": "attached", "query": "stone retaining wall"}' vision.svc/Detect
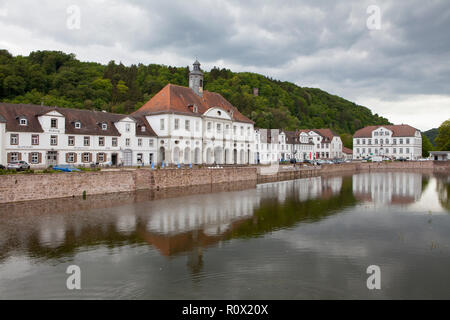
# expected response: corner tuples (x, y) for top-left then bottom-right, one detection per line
(0, 161), (448, 204)
(0, 167), (257, 204)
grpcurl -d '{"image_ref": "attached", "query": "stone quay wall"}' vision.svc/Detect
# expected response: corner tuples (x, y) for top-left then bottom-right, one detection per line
(0, 161), (448, 204)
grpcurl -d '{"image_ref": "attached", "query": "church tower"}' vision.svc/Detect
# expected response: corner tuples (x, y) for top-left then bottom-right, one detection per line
(189, 60), (203, 96)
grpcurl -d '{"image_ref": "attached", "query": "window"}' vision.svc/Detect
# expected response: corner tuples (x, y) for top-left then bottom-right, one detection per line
(68, 136), (75, 146)
(406, 148), (410, 154)
(375, 139), (378, 144)
(393, 148), (396, 154)
(368, 148), (372, 154)
(99, 137), (105, 146)
(141, 126), (146, 132)
(356, 139), (360, 144)
(399, 148), (403, 154)
(67, 153), (75, 163)
(368, 139), (371, 145)
(149, 139), (154, 147)
(233, 126), (237, 135)
(400, 139), (403, 144)
(10, 152), (19, 162)
(126, 138), (130, 147)
(112, 138), (118, 147)
(98, 153), (105, 162)
(82, 153), (90, 163)
(50, 135), (58, 146)
(102, 123), (108, 131)
(51, 118), (57, 128)
(31, 153), (39, 164)
(362, 139), (366, 145)
(32, 135), (39, 145)
(10, 134), (18, 145)
(75, 121), (81, 129)
(356, 148), (360, 154)
(385, 139), (389, 144)
(217, 123), (221, 133)
(406, 138), (410, 144)
(84, 136), (90, 146)
(393, 139), (397, 145)
(19, 118), (27, 126)
(240, 126), (244, 136)
(185, 120), (190, 131)
(138, 138), (142, 147)
(195, 121), (200, 132)
(126, 124), (130, 132)
(160, 119), (165, 130)
(174, 119), (179, 130)
(362, 148), (366, 154)
(374, 132), (378, 136)
(193, 105), (198, 113)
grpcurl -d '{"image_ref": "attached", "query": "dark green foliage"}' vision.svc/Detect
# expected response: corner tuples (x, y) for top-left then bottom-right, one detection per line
(435, 119), (450, 151)
(421, 134), (434, 157)
(1, 50), (390, 135)
(424, 128), (438, 146)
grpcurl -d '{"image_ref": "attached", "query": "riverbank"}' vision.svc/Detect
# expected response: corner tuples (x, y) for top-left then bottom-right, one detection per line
(0, 161), (448, 204)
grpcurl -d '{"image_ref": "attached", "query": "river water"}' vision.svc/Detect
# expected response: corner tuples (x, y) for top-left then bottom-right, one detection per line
(0, 171), (449, 299)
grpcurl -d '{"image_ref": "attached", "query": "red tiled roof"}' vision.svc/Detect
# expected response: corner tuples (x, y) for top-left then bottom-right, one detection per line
(343, 147), (353, 154)
(312, 128), (339, 141)
(0, 103), (157, 136)
(353, 125), (418, 138)
(133, 84), (254, 124)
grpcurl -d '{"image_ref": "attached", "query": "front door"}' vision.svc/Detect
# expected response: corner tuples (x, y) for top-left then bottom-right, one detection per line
(47, 151), (58, 166)
(111, 153), (118, 166)
(123, 150), (132, 166)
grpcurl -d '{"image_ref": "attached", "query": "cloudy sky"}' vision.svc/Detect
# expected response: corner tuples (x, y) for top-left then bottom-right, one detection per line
(0, 0), (449, 131)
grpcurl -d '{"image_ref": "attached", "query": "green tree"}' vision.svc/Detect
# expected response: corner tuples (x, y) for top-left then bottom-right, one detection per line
(435, 119), (450, 151)
(421, 134), (434, 157)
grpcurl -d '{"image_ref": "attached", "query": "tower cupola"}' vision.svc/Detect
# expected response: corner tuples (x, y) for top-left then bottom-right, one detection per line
(189, 60), (203, 96)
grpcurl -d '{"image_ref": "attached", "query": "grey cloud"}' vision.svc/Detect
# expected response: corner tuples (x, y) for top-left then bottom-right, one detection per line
(0, 0), (449, 129)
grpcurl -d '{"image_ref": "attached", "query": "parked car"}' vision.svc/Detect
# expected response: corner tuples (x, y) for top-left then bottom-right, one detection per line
(397, 157), (408, 162)
(289, 158), (297, 164)
(7, 160), (30, 171)
(371, 156), (383, 162)
(0, 164), (5, 170)
(53, 164), (82, 172)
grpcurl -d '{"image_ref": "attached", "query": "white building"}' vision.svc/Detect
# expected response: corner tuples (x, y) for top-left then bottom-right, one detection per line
(352, 125), (422, 160)
(285, 130), (315, 162)
(254, 129), (286, 164)
(133, 60), (256, 165)
(0, 103), (157, 168)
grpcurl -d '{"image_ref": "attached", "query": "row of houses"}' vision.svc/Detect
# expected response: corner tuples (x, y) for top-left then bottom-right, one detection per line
(0, 60), (422, 168)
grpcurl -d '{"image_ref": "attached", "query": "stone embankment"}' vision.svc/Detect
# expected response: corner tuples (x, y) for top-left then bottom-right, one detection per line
(0, 161), (448, 204)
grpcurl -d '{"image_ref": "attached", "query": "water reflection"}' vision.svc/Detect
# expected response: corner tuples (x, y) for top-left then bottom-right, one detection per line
(0, 172), (449, 299)
(352, 172), (423, 205)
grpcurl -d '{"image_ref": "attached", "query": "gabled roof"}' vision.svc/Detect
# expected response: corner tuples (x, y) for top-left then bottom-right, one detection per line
(353, 125), (418, 138)
(133, 84), (254, 124)
(0, 103), (157, 137)
(343, 147), (353, 154)
(312, 128), (339, 142)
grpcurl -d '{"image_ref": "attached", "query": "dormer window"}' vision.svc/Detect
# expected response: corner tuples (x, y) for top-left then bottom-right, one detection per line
(193, 105), (198, 113)
(217, 110), (222, 116)
(51, 118), (57, 128)
(101, 123), (108, 131)
(141, 126), (146, 132)
(19, 118), (27, 126)
(75, 121), (81, 129)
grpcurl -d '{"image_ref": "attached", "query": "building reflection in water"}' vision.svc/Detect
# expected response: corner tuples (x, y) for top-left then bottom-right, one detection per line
(0, 175), (352, 274)
(352, 172), (423, 205)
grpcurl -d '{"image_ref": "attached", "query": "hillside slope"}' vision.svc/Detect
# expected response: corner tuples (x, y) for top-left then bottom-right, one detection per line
(0, 50), (390, 135)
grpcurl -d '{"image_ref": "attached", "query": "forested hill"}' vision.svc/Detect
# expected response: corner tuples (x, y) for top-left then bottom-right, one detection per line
(0, 50), (390, 135)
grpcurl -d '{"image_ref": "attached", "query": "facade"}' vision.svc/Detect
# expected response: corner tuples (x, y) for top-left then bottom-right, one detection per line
(308, 129), (343, 159)
(133, 61), (255, 165)
(429, 151), (450, 161)
(285, 130), (314, 162)
(352, 125), (422, 160)
(342, 147), (353, 160)
(254, 129), (286, 164)
(0, 103), (157, 168)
